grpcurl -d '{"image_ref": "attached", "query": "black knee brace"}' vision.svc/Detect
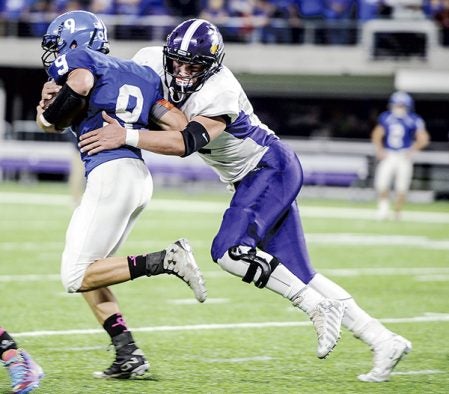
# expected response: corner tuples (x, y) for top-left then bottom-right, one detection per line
(228, 246), (280, 289)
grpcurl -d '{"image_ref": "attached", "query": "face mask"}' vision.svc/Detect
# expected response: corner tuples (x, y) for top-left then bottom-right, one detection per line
(392, 106), (407, 118)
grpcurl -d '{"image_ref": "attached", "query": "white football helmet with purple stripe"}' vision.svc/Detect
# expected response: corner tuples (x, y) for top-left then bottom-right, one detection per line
(163, 19), (225, 102)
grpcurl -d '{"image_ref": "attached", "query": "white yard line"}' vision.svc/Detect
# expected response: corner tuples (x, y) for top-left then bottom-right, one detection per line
(1, 192), (448, 223)
(2, 232), (449, 251)
(305, 234), (449, 250)
(167, 298), (229, 305)
(11, 313), (449, 338)
(202, 356), (273, 363)
(319, 267), (449, 277)
(0, 274), (60, 282)
(391, 370), (446, 376)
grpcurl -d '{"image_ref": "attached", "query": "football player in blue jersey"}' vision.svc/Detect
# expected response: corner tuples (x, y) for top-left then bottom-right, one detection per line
(1, 327), (43, 393)
(372, 91), (430, 220)
(78, 19), (412, 382)
(36, 11), (207, 379)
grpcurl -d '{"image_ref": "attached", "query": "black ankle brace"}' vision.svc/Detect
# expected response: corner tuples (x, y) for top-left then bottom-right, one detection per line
(111, 332), (135, 352)
(145, 250), (167, 276)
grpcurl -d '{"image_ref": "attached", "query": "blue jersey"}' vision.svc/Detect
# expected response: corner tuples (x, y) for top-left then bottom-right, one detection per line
(47, 47), (163, 175)
(378, 111), (425, 151)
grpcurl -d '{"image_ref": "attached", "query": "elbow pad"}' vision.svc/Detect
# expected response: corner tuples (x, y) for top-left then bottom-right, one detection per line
(180, 121), (210, 157)
(42, 84), (88, 130)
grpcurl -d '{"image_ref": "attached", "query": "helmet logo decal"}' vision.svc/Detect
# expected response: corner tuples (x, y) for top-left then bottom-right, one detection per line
(63, 18), (76, 33)
(96, 30), (106, 40)
(210, 43), (219, 55)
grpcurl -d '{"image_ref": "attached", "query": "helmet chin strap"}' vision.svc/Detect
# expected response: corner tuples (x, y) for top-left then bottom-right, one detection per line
(169, 84), (188, 104)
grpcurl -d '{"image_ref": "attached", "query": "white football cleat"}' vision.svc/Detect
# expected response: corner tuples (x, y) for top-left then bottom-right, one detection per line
(358, 335), (412, 382)
(293, 298), (346, 359)
(164, 238), (207, 303)
(311, 299), (346, 359)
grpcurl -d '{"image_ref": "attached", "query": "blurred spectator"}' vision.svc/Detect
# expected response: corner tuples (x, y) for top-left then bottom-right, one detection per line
(434, 0), (449, 45)
(297, 0), (323, 17)
(0, 0), (434, 44)
(279, 0), (303, 43)
(227, 0), (259, 42)
(357, 0), (380, 21)
(200, 0), (230, 21)
(166, 0), (200, 17)
(138, 0), (168, 15)
(113, 0), (139, 14)
(252, 0), (280, 43)
(23, 0), (53, 37)
(263, 0), (302, 44)
(112, 0), (165, 40)
(199, 0), (234, 40)
(224, 0), (301, 44)
(1, 0), (33, 20)
(423, 0), (444, 17)
(321, 0), (356, 44)
(89, 0), (114, 13)
(56, 0), (93, 13)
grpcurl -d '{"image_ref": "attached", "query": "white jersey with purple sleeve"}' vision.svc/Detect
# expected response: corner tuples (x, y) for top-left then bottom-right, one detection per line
(133, 46), (279, 184)
(48, 47), (164, 175)
(378, 110), (426, 151)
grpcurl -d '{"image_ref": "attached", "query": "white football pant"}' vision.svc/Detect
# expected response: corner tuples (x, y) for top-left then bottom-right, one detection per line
(374, 150), (413, 194)
(61, 158), (153, 292)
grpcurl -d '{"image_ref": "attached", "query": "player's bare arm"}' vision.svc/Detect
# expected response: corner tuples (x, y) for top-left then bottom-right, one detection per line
(410, 127), (430, 153)
(151, 98), (187, 131)
(371, 124), (386, 160)
(79, 112), (227, 157)
(78, 98), (188, 155)
(36, 68), (93, 133)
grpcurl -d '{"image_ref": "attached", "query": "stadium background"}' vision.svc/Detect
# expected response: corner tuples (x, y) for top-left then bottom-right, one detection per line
(0, 3), (449, 393)
(0, 0), (448, 200)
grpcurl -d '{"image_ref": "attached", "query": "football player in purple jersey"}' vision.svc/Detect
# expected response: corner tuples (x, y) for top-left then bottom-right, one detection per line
(36, 11), (207, 379)
(0, 327), (43, 393)
(372, 91), (430, 220)
(79, 19), (412, 382)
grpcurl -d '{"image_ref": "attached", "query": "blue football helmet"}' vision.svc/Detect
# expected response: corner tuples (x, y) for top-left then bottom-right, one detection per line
(389, 91), (414, 112)
(163, 19), (225, 102)
(41, 10), (109, 70)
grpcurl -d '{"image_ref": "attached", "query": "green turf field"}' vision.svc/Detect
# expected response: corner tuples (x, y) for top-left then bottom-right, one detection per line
(1, 182), (448, 393)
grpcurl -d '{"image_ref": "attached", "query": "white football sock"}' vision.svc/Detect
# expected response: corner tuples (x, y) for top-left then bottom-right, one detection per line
(356, 319), (394, 347)
(377, 198), (390, 220)
(308, 273), (393, 345)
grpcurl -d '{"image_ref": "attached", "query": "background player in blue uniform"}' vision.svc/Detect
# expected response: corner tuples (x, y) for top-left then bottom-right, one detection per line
(35, 11), (207, 379)
(80, 19), (413, 383)
(372, 91), (430, 220)
(1, 326), (43, 393)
